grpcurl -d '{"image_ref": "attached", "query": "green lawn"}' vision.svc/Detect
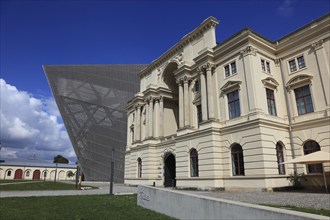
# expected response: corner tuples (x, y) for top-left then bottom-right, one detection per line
(0, 181), (84, 191)
(0, 180), (30, 184)
(0, 195), (175, 220)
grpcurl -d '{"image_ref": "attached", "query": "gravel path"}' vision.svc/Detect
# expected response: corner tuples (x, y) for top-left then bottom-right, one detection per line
(182, 190), (330, 210)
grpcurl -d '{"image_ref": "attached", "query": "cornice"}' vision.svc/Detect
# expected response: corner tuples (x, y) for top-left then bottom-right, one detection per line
(138, 16), (219, 79)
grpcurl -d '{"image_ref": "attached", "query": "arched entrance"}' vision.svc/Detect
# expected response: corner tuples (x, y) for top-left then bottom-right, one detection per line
(33, 170), (41, 180)
(162, 62), (179, 136)
(14, 169), (23, 179)
(164, 153), (176, 187)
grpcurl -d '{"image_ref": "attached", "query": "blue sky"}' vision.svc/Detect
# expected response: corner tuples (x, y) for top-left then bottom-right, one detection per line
(0, 0), (329, 162)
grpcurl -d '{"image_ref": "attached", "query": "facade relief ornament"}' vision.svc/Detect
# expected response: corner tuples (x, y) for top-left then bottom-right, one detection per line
(240, 46), (258, 56)
(274, 59), (281, 67)
(311, 39), (324, 51)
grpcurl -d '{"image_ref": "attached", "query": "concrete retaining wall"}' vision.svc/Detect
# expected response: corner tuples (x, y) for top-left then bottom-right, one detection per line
(137, 185), (327, 220)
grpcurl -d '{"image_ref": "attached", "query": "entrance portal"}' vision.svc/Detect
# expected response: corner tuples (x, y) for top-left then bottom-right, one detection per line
(33, 170), (41, 180)
(14, 169), (23, 179)
(164, 153), (176, 187)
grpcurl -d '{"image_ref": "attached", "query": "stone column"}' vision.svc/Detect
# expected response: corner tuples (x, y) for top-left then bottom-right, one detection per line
(183, 76), (190, 127)
(154, 98), (159, 138)
(145, 99), (149, 139)
(148, 97), (154, 138)
(134, 106), (138, 142)
(206, 63), (215, 119)
(136, 105), (141, 141)
(178, 79), (184, 128)
(189, 80), (195, 127)
(159, 96), (164, 137)
(198, 67), (208, 121)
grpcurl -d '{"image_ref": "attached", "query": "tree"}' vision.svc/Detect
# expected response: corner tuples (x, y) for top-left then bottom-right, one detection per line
(53, 155), (69, 164)
(67, 171), (75, 178)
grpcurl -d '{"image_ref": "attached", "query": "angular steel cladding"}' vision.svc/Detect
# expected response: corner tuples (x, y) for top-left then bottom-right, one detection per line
(44, 64), (148, 181)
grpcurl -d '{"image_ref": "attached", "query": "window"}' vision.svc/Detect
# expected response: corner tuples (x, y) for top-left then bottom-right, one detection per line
(266, 89), (277, 116)
(194, 80), (200, 92)
(132, 113), (135, 122)
(288, 56), (306, 73)
(137, 158), (142, 178)
(197, 104), (202, 124)
(304, 141), (322, 174)
(224, 61), (237, 77)
(231, 144), (245, 176)
(261, 59), (271, 74)
(190, 149), (199, 177)
(294, 85), (314, 115)
(26, 171), (30, 177)
(7, 171), (11, 176)
(228, 90), (240, 119)
(44, 172), (47, 178)
(276, 143), (285, 175)
(131, 127), (134, 143)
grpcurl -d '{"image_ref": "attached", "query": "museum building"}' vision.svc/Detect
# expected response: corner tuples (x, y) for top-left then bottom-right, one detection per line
(124, 14), (330, 190)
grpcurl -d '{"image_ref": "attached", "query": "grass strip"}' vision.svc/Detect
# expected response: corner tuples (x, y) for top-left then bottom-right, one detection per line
(0, 181), (84, 191)
(0, 194), (175, 220)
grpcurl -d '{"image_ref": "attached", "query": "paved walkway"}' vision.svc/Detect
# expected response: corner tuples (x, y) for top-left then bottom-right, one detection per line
(1, 182), (329, 210)
(178, 190), (330, 210)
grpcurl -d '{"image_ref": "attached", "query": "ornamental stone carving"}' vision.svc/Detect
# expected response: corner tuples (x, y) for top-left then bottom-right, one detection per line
(311, 39), (324, 51)
(240, 46), (258, 56)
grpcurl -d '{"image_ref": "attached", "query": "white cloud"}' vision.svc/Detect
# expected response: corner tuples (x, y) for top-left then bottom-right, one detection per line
(0, 79), (76, 162)
(277, 0), (294, 17)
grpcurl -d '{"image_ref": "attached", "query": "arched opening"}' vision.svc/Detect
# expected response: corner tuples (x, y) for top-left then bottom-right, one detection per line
(25, 170), (31, 178)
(231, 144), (245, 176)
(162, 62), (179, 136)
(14, 169), (23, 179)
(33, 170), (41, 180)
(164, 153), (176, 187)
(137, 158), (142, 178)
(276, 142), (285, 175)
(304, 140), (322, 173)
(190, 149), (199, 177)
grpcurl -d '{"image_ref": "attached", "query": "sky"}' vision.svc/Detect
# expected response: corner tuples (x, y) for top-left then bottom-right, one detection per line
(1, 0), (329, 163)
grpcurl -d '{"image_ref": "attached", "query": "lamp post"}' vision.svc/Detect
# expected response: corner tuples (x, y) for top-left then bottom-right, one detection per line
(54, 162), (58, 183)
(109, 148), (114, 195)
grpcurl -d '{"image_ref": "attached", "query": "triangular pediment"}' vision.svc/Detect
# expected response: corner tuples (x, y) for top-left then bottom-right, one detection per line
(262, 77), (279, 89)
(220, 80), (242, 93)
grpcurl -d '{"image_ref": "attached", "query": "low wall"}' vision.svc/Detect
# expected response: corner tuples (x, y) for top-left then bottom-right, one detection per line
(137, 185), (327, 220)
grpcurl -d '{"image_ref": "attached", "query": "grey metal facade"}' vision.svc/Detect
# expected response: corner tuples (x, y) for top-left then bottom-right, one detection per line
(44, 64), (147, 182)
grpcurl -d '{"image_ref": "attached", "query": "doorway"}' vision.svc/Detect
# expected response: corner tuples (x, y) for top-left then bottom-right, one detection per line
(33, 170), (41, 180)
(14, 169), (23, 179)
(164, 153), (176, 187)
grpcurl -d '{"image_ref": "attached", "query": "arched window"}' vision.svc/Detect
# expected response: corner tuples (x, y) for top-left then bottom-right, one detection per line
(231, 144), (245, 176)
(7, 170), (12, 176)
(137, 158), (142, 178)
(304, 140), (322, 173)
(26, 171), (30, 177)
(190, 149), (199, 177)
(276, 143), (285, 175)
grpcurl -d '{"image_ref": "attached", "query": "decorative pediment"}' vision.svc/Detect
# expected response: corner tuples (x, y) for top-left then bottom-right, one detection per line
(262, 77), (279, 90)
(286, 74), (313, 90)
(220, 80), (242, 93)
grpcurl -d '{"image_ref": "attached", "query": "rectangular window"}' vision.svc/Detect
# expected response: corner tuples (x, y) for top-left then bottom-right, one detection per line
(194, 80), (200, 92)
(197, 104), (202, 124)
(297, 56), (306, 69)
(224, 61), (237, 77)
(289, 55), (306, 73)
(225, 65), (230, 77)
(261, 60), (266, 72)
(261, 59), (271, 74)
(231, 62), (237, 75)
(228, 90), (240, 119)
(294, 85), (314, 115)
(266, 89), (277, 116)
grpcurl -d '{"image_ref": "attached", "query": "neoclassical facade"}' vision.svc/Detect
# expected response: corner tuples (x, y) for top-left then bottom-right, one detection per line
(125, 14), (330, 191)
